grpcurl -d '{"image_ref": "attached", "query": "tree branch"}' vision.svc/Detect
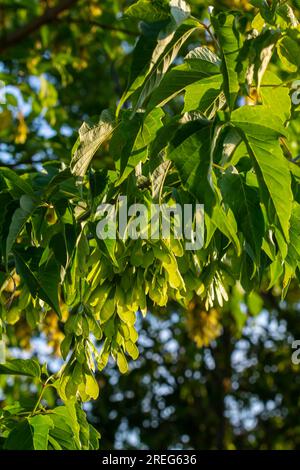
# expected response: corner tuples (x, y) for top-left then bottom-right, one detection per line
(0, 0), (79, 54)
(69, 19), (138, 37)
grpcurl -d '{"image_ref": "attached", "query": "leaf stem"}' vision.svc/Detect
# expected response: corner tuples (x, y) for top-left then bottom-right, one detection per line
(31, 376), (53, 415)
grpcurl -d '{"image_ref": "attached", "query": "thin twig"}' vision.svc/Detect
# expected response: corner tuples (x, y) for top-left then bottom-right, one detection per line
(0, 0), (79, 53)
(70, 19), (137, 37)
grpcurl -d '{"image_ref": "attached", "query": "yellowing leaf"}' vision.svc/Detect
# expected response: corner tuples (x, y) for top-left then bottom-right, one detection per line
(84, 373), (99, 400)
(15, 113), (28, 144)
(117, 350), (128, 374)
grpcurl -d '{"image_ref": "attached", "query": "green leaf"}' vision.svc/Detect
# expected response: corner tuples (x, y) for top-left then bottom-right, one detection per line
(48, 407), (78, 450)
(117, 350), (129, 374)
(44, 168), (73, 199)
(65, 401), (83, 448)
(134, 20), (199, 113)
(74, 402), (100, 449)
(277, 3), (298, 27)
(127, 23), (163, 90)
(116, 108), (164, 185)
(231, 105), (293, 241)
(0, 358), (41, 378)
(209, 204), (241, 255)
(118, 19), (200, 115)
(212, 13), (240, 111)
(110, 112), (142, 170)
(28, 415), (54, 450)
(147, 45), (221, 111)
(88, 424), (101, 450)
(4, 421), (34, 450)
(90, 222), (118, 267)
(286, 202), (300, 270)
(268, 255), (284, 289)
(246, 291), (264, 316)
(168, 125), (215, 205)
(14, 251), (61, 315)
(84, 373), (99, 400)
(60, 334), (73, 360)
(0, 167), (35, 198)
(184, 46), (221, 73)
(169, 0), (191, 25)
(276, 35), (300, 73)
(0, 193), (13, 250)
(48, 435), (62, 450)
(125, 0), (170, 23)
(70, 110), (114, 177)
(260, 71), (291, 122)
(147, 63), (209, 110)
(219, 171), (265, 262)
(250, 0), (276, 23)
(125, 340), (139, 360)
(257, 43), (276, 93)
(151, 160), (171, 200)
(6, 194), (37, 260)
(218, 127), (243, 168)
(183, 74), (223, 116)
(74, 404), (90, 450)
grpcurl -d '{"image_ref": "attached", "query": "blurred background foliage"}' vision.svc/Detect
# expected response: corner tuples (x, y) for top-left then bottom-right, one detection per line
(1, 0), (300, 450)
